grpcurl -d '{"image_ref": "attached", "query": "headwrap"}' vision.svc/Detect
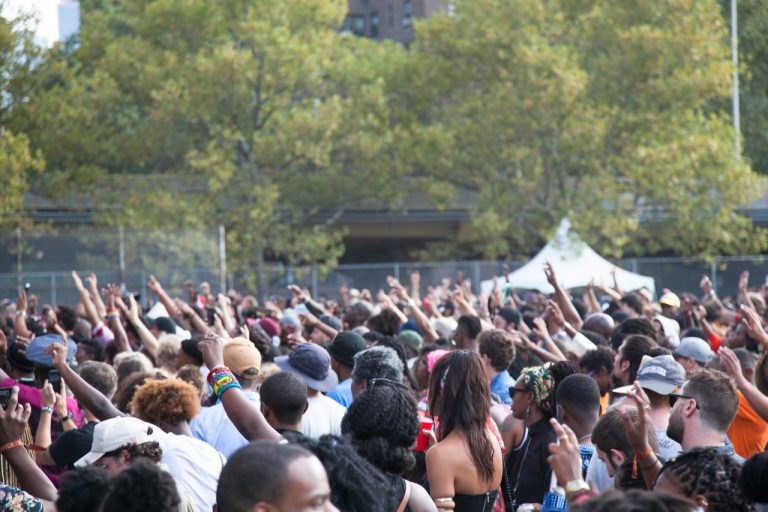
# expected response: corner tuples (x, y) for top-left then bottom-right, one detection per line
(521, 365), (554, 414)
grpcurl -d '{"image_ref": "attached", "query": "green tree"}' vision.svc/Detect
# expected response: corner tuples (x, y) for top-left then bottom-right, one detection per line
(720, 0), (768, 174)
(397, 0), (765, 259)
(0, 7), (45, 228)
(13, 0), (410, 284)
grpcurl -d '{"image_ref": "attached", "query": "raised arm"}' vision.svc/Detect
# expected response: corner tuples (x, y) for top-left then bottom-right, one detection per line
(584, 279), (601, 315)
(544, 261), (582, 329)
(390, 278), (438, 343)
(105, 284), (131, 354)
(198, 334), (282, 442)
(119, 294), (159, 357)
(217, 294), (238, 336)
(13, 290), (32, 339)
(175, 299), (211, 336)
(147, 275), (180, 318)
(0, 387), (58, 502)
(72, 271), (101, 328)
(737, 271), (752, 311)
(87, 273), (107, 319)
(719, 346), (768, 422)
(46, 330), (124, 421)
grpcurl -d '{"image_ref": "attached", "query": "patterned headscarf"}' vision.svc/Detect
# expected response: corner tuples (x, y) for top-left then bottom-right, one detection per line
(521, 365), (555, 414)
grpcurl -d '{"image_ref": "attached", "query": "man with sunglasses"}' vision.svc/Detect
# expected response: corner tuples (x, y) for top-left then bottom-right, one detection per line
(613, 355), (684, 461)
(666, 369), (743, 463)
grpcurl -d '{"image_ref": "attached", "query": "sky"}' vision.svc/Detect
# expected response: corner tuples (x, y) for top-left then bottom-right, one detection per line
(3, 0), (63, 47)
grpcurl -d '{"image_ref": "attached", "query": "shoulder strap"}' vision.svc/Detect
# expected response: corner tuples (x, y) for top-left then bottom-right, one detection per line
(396, 480), (412, 512)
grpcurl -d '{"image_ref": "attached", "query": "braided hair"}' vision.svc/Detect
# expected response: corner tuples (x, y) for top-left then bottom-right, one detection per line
(655, 447), (754, 512)
(341, 381), (419, 475)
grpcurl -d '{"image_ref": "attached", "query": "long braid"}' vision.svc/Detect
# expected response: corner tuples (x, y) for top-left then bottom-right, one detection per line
(657, 447), (754, 512)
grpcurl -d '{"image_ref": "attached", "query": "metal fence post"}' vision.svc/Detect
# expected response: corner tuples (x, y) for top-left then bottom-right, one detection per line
(218, 224), (226, 294)
(141, 271), (147, 306)
(472, 261), (481, 293)
(51, 273), (57, 305)
(711, 260), (718, 294)
(311, 265), (318, 298)
(394, 263), (400, 282)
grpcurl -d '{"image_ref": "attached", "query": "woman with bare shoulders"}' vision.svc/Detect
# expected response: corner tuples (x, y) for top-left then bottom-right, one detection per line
(426, 351), (503, 512)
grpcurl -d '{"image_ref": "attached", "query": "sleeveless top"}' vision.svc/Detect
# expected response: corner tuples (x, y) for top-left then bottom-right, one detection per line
(454, 490), (499, 512)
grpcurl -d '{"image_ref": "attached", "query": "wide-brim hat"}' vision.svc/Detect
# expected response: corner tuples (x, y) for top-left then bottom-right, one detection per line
(274, 343), (338, 392)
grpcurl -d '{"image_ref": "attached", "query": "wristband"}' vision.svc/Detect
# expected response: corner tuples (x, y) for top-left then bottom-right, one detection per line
(0, 440), (23, 453)
(206, 366), (228, 384)
(15, 310), (26, 317)
(60, 414), (72, 423)
(41, 406), (54, 414)
(635, 446), (654, 460)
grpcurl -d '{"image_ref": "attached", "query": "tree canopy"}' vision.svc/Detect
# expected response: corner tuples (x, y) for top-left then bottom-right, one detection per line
(2, 0), (766, 274)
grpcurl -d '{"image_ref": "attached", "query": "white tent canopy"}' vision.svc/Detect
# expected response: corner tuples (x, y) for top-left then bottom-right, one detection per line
(480, 219), (656, 295)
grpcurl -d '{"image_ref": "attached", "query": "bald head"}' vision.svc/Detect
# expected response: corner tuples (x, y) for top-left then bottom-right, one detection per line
(582, 313), (614, 340)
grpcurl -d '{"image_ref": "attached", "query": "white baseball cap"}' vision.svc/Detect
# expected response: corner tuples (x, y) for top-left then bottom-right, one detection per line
(75, 417), (159, 467)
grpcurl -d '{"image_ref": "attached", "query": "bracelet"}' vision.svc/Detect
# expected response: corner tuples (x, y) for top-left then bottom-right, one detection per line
(635, 446), (654, 460)
(639, 456), (659, 470)
(15, 310), (26, 317)
(0, 440), (23, 453)
(206, 366), (229, 384)
(216, 380), (242, 398)
(106, 311), (120, 320)
(60, 414), (72, 422)
(41, 406), (54, 414)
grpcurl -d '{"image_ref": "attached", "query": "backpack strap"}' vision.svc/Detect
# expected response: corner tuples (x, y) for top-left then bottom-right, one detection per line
(396, 479), (412, 512)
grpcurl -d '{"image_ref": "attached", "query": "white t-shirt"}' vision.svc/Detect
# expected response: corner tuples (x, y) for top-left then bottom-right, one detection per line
(155, 431), (226, 512)
(190, 391), (260, 459)
(300, 394), (346, 439)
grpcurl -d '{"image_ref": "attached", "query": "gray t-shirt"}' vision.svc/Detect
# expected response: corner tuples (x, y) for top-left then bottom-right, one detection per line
(655, 428), (682, 461)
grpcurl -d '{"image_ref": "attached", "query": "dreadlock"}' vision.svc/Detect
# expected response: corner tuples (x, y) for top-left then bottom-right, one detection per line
(655, 447), (754, 512)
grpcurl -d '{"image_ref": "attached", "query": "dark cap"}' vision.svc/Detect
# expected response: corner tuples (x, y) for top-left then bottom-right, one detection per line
(326, 331), (367, 367)
(497, 307), (521, 327)
(319, 315), (342, 331)
(274, 344), (339, 392)
(7, 343), (34, 373)
(153, 317), (177, 335)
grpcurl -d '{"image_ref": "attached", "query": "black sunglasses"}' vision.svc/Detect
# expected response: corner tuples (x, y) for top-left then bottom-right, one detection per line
(509, 386), (530, 398)
(668, 393), (700, 409)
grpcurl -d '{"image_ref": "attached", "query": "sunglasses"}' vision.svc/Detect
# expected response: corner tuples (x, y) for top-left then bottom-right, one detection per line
(369, 378), (411, 391)
(509, 387), (530, 397)
(668, 393), (700, 409)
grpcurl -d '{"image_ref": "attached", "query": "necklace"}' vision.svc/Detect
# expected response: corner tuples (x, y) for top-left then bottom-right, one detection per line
(577, 434), (591, 443)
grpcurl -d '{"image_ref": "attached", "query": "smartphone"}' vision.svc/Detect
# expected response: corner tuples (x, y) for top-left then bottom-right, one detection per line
(24, 282), (31, 294)
(49, 370), (62, 394)
(206, 307), (216, 326)
(0, 388), (12, 409)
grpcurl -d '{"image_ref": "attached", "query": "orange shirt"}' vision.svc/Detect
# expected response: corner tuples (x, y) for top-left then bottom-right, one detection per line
(727, 389), (768, 459)
(599, 392), (610, 416)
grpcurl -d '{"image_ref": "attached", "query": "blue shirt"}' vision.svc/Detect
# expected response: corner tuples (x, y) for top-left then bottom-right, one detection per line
(490, 370), (515, 405)
(327, 378), (353, 408)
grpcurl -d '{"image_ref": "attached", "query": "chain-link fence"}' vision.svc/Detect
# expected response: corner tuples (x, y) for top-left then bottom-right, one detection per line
(1, 227), (767, 306)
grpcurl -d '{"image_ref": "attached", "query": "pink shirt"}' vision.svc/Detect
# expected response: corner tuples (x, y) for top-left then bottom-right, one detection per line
(0, 377), (85, 430)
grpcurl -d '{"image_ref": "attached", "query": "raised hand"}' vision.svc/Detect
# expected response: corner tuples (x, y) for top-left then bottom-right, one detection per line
(547, 418), (583, 485)
(44, 337), (69, 370)
(738, 271), (750, 292)
(71, 271), (86, 292)
(740, 304), (768, 345)
(546, 299), (565, 328)
(543, 260), (558, 288)
(700, 275), (713, 295)
(0, 387), (31, 444)
(147, 274), (162, 294)
(620, 381), (653, 453)
(199, 333), (225, 369)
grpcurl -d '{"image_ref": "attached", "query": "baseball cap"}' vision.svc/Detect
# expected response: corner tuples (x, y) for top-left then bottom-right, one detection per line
(673, 337), (714, 365)
(7, 343), (34, 373)
(274, 344), (338, 392)
(614, 355), (685, 395)
(75, 417), (158, 467)
(398, 330), (423, 352)
(326, 331), (367, 367)
(223, 337), (262, 378)
(659, 292), (681, 309)
(25, 333), (77, 368)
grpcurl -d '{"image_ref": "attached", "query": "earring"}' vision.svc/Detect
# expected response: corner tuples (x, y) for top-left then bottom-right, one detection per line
(525, 406), (530, 418)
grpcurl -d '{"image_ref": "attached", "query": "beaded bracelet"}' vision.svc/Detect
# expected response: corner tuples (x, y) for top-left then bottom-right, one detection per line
(212, 371), (242, 399)
(206, 366), (229, 384)
(209, 368), (233, 387)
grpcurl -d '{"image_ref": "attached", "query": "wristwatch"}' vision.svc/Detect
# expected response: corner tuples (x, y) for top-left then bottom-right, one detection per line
(564, 479), (590, 498)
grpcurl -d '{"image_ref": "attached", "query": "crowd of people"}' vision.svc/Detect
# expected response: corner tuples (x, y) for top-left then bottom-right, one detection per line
(1, 264), (768, 511)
